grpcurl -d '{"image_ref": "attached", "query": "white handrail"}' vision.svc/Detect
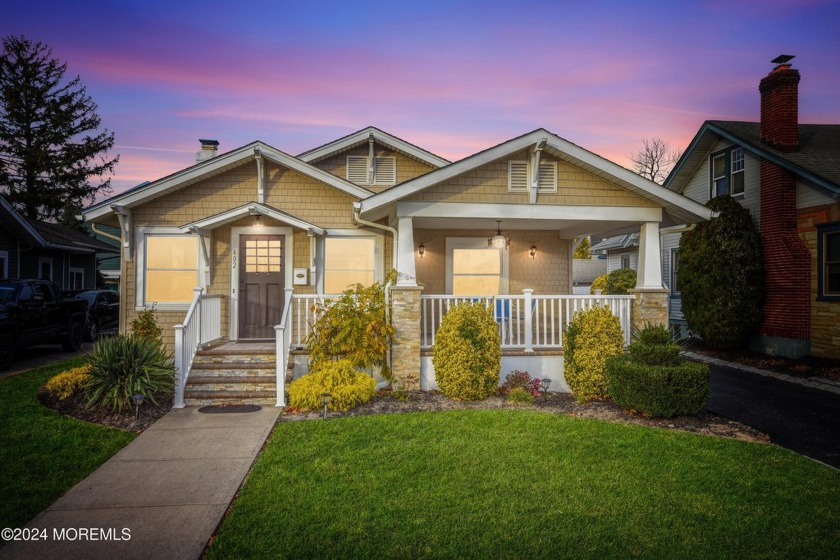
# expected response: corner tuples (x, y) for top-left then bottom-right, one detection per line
(274, 288), (295, 407)
(173, 288), (223, 408)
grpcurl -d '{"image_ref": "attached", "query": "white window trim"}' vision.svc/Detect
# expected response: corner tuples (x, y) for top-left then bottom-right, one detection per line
(230, 225), (294, 340)
(322, 229), (384, 294)
(730, 147), (745, 197)
(670, 249), (680, 296)
(445, 237), (510, 295)
(135, 226), (202, 311)
(0, 250), (8, 279)
(69, 267), (85, 290)
(620, 253), (631, 270)
(38, 257), (53, 281)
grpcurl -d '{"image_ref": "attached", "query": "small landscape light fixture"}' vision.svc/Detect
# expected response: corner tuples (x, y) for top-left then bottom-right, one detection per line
(530, 245), (537, 259)
(321, 392), (332, 419)
(418, 244), (425, 258)
(131, 393), (145, 420)
(540, 378), (551, 402)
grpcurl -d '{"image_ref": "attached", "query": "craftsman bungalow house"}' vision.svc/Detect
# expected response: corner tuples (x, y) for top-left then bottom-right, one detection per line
(82, 127), (713, 406)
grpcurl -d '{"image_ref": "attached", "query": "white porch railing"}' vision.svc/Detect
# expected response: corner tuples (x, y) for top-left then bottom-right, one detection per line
(173, 288), (223, 408)
(273, 288), (295, 407)
(290, 293), (340, 347)
(420, 290), (634, 351)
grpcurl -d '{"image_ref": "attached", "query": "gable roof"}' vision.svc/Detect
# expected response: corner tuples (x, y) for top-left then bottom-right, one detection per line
(0, 197), (116, 254)
(179, 202), (326, 236)
(591, 233), (640, 252)
(83, 141), (373, 222)
(572, 258), (608, 283)
(665, 120), (840, 196)
(297, 126), (451, 168)
(358, 128), (715, 225)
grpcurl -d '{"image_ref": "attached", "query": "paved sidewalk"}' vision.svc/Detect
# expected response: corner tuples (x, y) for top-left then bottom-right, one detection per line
(1, 406), (280, 560)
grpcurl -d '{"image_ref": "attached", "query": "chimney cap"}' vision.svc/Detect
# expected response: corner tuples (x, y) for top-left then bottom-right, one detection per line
(199, 139), (219, 148)
(771, 54), (795, 65)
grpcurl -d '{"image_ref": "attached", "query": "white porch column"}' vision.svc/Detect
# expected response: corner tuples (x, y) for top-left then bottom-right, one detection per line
(396, 216), (417, 286)
(636, 222), (663, 289)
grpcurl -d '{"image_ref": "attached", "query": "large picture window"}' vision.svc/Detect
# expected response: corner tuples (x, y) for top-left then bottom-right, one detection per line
(818, 223), (840, 300)
(324, 237), (376, 293)
(144, 235), (199, 304)
(445, 238), (509, 296)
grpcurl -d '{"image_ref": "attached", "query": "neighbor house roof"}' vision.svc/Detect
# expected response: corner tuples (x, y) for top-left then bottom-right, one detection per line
(590, 233), (639, 252)
(572, 258), (608, 284)
(298, 126), (451, 168)
(665, 120), (840, 196)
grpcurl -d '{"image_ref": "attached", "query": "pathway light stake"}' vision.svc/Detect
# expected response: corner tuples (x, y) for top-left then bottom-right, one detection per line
(321, 392), (332, 419)
(131, 393), (145, 421)
(540, 378), (551, 403)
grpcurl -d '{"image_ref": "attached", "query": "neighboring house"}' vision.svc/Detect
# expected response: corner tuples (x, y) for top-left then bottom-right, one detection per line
(0, 197), (117, 289)
(82, 126), (713, 406)
(571, 258), (608, 294)
(590, 233), (639, 273)
(663, 57), (840, 359)
(88, 224), (121, 290)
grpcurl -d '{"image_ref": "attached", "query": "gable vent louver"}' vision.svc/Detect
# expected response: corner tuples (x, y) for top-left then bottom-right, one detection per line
(537, 161), (557, 192)
(347, 156), (369, 184)
(508, 161), (528, 192)
(373, 157), (396, 184)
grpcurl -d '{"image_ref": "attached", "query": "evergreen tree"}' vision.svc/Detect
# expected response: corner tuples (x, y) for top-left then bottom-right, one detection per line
(0, 35), (118, 221)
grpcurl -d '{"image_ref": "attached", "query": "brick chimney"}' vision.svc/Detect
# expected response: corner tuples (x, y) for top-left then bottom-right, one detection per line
(196, 139), (219, 163)
(759, 55), (799, 153)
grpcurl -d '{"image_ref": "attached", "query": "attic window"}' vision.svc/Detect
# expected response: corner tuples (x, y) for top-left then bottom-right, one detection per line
(346, 156), (396, 185)
(508, 161), (557, 193)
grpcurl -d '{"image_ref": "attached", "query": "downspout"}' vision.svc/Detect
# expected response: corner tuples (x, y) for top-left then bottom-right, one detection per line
(353, 203), (399, 384)
(90, 223), (122, 244)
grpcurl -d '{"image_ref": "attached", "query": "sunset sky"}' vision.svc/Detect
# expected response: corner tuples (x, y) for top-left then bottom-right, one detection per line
(4, 0), (840, 198)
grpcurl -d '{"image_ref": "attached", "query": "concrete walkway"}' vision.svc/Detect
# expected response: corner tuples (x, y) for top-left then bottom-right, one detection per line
(1, 406), (279, 560)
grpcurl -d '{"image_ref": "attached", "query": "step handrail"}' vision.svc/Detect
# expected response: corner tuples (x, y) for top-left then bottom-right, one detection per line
(273, 287), (295, 407)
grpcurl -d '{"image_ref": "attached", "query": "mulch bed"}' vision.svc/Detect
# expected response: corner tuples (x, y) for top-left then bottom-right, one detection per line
(686, 340), (840, 381)
(37, 388), (173, 433)
(282, 389), (769, 444)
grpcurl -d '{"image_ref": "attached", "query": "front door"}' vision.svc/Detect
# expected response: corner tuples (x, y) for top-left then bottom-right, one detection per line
(238, 234), (284, 339)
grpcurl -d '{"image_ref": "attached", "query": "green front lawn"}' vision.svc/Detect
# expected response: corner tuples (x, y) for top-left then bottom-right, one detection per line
(0, 359), (135, 528)
(208, 410), (840, 559)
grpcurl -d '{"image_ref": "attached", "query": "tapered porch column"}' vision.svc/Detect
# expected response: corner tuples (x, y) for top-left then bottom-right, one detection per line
(391, 216), (422, 388)
(396, 216), (417, 286)
(628, 221), (669, 333)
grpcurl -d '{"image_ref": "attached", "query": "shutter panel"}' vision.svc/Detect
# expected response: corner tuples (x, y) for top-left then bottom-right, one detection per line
(508, 161), (528, 192)
(537, 161), (557, 192)
(347, 156), (369, 184)
(373, 157), (396, 184)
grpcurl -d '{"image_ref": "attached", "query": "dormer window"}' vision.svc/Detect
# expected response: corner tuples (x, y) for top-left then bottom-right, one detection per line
(508, 161), (557, 193)
(711, 147), (745, 198)
(347, 156), (396, 185)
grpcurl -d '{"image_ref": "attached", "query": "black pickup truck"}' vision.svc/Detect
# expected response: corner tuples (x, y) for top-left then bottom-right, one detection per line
(0, 279), (88, 370)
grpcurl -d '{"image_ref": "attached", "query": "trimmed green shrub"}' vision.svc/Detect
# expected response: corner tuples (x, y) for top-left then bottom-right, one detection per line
(499, 370), (542, 397)
(44, 364), (92, 400)
(432, 301), (501, 401)
(605, 268), (637, 295)
(288, 359), (376, 412)
(563, 306), (625, 400)
(130, 305), (164, 347)
(86, 335), (176, 412)
(505, 387), (534, 406)
(606, 356), (709, 417)
(679, 195), (764, 348)
(589, 274), (608, 294)
(629, 324), (681, 366)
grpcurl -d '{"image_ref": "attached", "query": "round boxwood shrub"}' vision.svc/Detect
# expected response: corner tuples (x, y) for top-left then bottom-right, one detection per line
(589, 273), (608, 294)
(679, 195), (764, 348)
(628, 324), (681, 366)
(607, 357), (709, 417)
(605, 268), (637, 295)
(563, 305), (625, 400)
(288, 358), (376, 412)
(432, 301), (501, 401)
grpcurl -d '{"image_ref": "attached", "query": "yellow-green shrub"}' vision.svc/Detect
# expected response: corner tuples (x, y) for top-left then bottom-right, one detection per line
(432, 301), (501, 401)
(590, 274), (608, 294)
(563, 306), (624, 400)
(288, 359), (376, 412)
(44, 364), (92, 401)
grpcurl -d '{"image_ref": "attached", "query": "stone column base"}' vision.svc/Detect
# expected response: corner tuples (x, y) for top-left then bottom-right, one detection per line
(627, 288), (669, 335)
(390, 285), (423, 390)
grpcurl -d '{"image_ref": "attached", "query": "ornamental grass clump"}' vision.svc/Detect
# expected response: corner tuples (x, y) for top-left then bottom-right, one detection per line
(563, 305), (624, 400)
(288, 359), (376, 412)
(432, 301), (501, 401)
(607, 324), (709, 418)
(44, 364), (92, 401)
(85, 335), (176, 413)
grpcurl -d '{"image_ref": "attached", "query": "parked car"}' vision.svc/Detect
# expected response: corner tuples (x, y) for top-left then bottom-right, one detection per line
(67, 290), (120, 341)
(0, 279), (88, 370)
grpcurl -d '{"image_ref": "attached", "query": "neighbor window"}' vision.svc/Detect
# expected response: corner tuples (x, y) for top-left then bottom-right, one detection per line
(69, 267), (84, 290)
(143, 235), (199, 304)
(818, 223), (840, 300)
(346, 156), (396, 185)
(0, 250), (8, 279)
(711, 147), (746, 198)
(620, 253), (631, 270)
(670, 249), (680, 295)
(38, 257), (53, 281)
(324, 237), (376, 293)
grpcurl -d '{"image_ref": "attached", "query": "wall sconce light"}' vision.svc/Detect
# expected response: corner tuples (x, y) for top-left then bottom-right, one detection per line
(418, 244), (425, 258)
(530, 245), (537, 259)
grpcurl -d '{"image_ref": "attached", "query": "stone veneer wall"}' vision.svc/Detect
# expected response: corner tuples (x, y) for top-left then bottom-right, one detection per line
(390, 285), (423, 389)
(627, 289), (669, 333)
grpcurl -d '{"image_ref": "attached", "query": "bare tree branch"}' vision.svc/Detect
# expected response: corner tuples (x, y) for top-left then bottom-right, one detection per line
(629, 138), (681, 184)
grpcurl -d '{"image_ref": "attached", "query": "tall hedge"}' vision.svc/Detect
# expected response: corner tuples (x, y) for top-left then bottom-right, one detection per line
(679, 196), (764, 348)
(563, 306), (625, 400)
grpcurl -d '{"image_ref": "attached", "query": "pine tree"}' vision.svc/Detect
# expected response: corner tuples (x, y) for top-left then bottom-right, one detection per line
(0, 35), (118, 221)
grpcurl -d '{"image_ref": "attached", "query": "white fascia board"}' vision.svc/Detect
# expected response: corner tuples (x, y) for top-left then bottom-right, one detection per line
(299, 127), (450, 168)
(180, 202), (326, 236)
(396, 201), (662, 223)
(256, 146), (372, 200)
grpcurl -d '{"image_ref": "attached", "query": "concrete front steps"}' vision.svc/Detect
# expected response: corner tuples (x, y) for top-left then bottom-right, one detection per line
(184, 343), (280, 406)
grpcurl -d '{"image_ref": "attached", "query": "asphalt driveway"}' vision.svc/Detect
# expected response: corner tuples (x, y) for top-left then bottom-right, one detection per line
(707, 363), (840, 468)
(0, 343), (93, 380)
